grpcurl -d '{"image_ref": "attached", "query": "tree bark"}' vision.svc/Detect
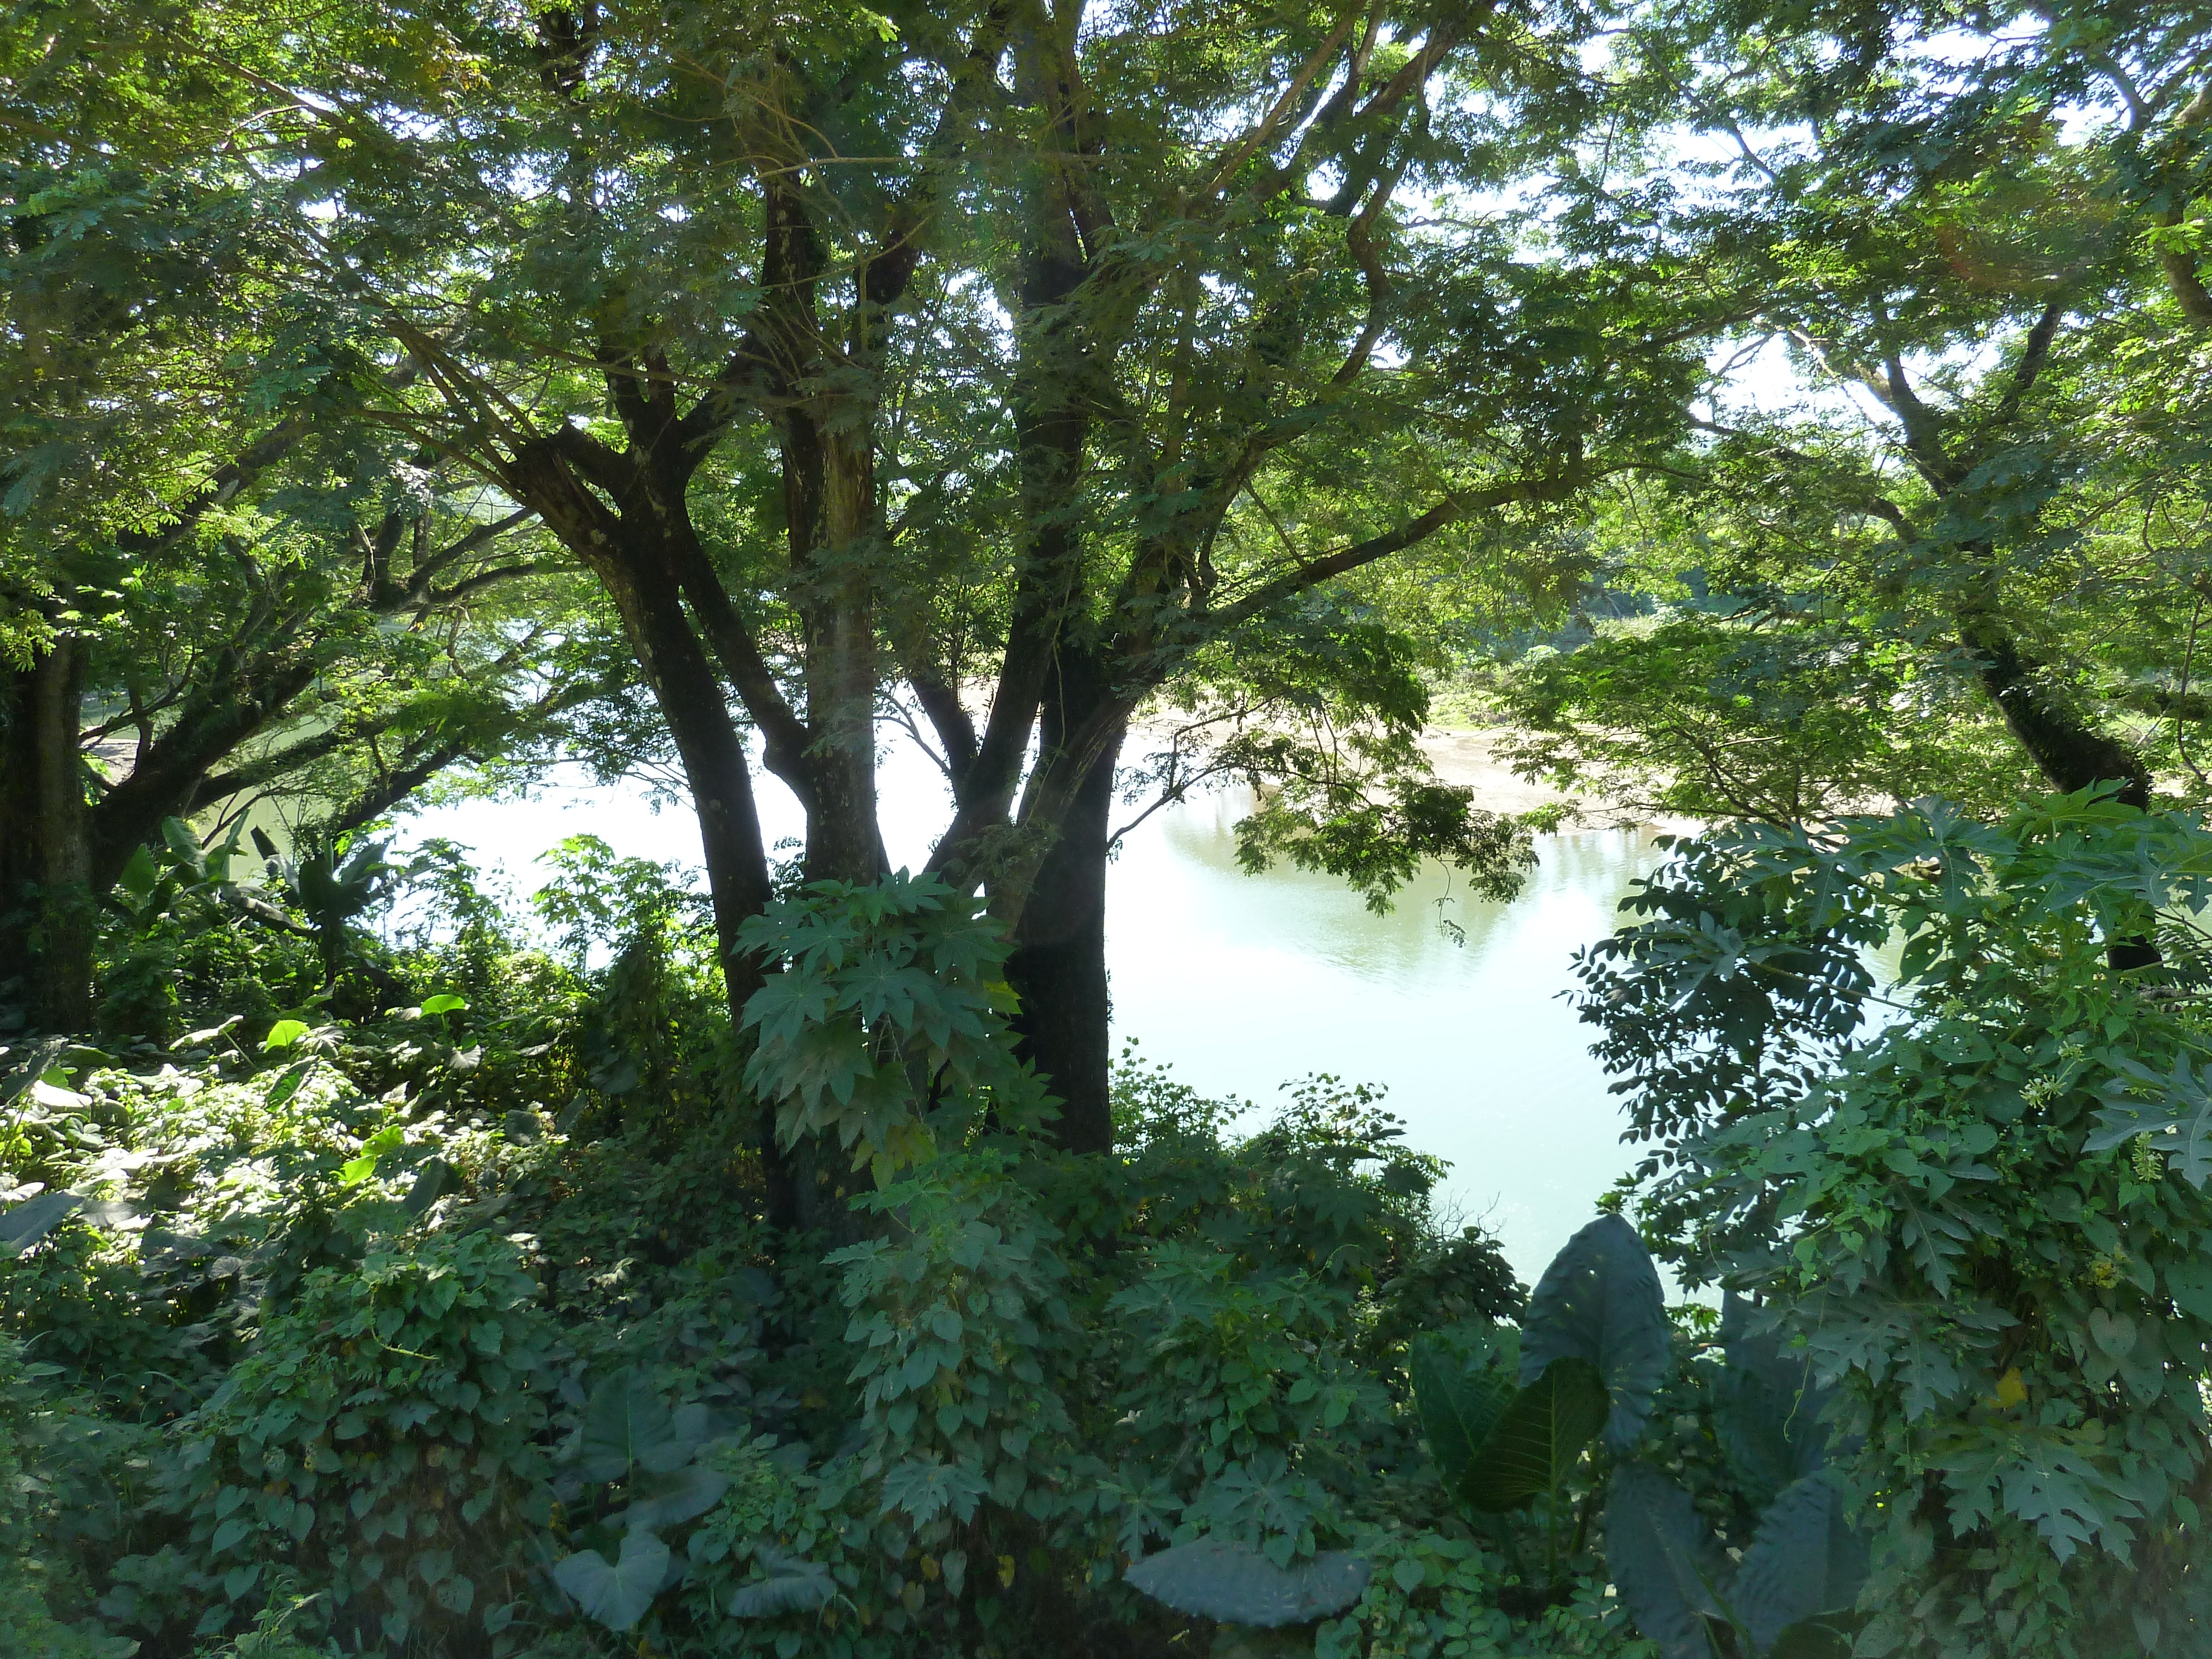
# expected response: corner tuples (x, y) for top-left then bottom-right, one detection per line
(0, 637), (93, 1031)
(1006, 657), (1123, 1155)
(1958, 614), (2152, 808)
(505, 440), (817, 1223)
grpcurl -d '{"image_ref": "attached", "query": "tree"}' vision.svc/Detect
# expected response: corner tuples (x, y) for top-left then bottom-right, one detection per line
(0, 81), (625, 1026)
(113, 0), (1697, 1209)
(1489, 0), (2212, 833)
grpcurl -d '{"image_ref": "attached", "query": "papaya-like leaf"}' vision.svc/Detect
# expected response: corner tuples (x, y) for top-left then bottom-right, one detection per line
(1125, 1540), (1371, 1628)
(1730, 1473), (1870, 1653)
(1604, 1462), (1730, 1659)
(1410, 1332), (1519, 1489)
(1460, 1355), (1609, 1513)
(1521, 1213), (1672, 1451)
(552, 1531), (668, 1631)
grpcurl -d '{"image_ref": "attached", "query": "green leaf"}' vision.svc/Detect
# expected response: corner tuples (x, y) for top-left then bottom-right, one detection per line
(1124, 1540), (1371, 1629)
(339, 1124), (404, 1188)
(1410, 1332), (1520, 1489)
(1714, 1293), (1837, 1506)
(1604, 1462), (1730, 1659)
(579, 1368), (679, 1482)
(262, 1019), (310, 1052)
(0, 1191), (81, 1258)
(117, 843), (161, 904)
(617, 1464), (731, 1531)
(420, 994), (468, 1017)
(1461, 1355), (1609, 1512)
(404, 1157), (453, 1215)
(1521, 1213), (1672, 1452)
(726, 1546), (836, 1618)
(878, 1456), (989, 1525)
(552, 1531), (668, 1632)
(264, 1062), (313, 1108)
(1766, 1618), (1864, 1659)
(1729, 1473), (1870, 1653)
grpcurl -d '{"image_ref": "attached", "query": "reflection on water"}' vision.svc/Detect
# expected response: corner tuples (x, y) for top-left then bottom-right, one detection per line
(398, 757), (1668, 1284)
(1107, 790), (1663, 1281)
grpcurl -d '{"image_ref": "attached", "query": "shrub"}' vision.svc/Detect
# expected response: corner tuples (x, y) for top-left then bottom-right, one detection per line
(1575, 794), (2212, 1655)
(140, 1227), (555, 1651)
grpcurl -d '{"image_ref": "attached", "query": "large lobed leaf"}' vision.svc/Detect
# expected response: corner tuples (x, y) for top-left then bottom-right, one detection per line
(578, 1368), (696, 1482)
(726, 1546), (836, 1618)
(552, 1531), (670, 1632)
(1604, 1462), (1730, 1659)
(0, 1190), (81, 1258)
(1125, 1540), (1371, 1629)
(1730, 1472), (1871, 1653)
(1521, 1213), (1672, 1452)
(1714, 1293), (1838, 1507)
(1409, 1329), (1520, 1490)
(1460, 1355), (1609, 1513)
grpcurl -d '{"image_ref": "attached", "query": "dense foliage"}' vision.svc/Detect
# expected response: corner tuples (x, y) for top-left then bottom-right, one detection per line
(1576, 791), (2212, 1655)
(12, 0), (2212, 1652)
(0, 851), (1661, 1658)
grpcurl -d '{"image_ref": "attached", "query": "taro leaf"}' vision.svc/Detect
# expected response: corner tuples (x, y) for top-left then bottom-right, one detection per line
(403, 1157), (453, 1216)
(1410, 1335), (1520, 1490)
(1461, 1356), (1609, 1513)
(0, 1191), (81, 1258)
(1604, 1462), (1730, 1659)
(1124, 1540), (1371, 1629)
(1715, 1294), (1835, 1506)
(592, 1056), (641, 1097)
(617, 1464), (731, 1532)
(552, 1531), (668, 1632)
(726, 1545), (836, 1618)
(1766, 1615), (1865, 1659)
(116, 843), (162, 904)
(265, 1063), (313, 1108)
(1521, 1213), (1672, 1452)
(580, 1368), (679, 1481)
(0, 1037), (67, 1108)
(1730, 1473), (1870, 1654)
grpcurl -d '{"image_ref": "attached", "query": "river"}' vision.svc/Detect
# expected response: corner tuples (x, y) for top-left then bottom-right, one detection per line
(394, 744), (1668, 1284)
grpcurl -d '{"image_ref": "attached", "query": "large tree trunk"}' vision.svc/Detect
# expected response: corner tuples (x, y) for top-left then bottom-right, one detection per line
(0, 638), (93, 1031)
(1958, 615), (2151, 808)
(1006, 644), (1124, 1155)
(791, 420), (883, 884)
(511, 444), (816, 1223)
(1007, 735), (1121, 1155)
(1957, 607), (2157, 969)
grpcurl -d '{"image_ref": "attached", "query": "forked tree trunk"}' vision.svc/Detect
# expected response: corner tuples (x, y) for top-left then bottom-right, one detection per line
(0, 638), (93, 1031)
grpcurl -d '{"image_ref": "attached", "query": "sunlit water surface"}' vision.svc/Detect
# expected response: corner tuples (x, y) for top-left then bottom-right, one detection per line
(394, 745), (1667, 1282)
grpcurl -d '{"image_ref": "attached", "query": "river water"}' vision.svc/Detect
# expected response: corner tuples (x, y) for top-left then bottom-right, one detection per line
(395, 748), (1667, 1284)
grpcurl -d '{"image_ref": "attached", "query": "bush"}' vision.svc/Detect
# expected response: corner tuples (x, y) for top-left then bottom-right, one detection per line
(128, 1227), (555, 1651)
(1575, 793), (2212, 1656)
